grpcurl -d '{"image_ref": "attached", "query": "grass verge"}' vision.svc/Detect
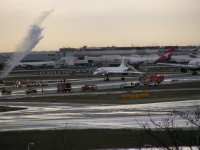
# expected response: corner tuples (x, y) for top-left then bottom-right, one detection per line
(0, 129), (199, 150)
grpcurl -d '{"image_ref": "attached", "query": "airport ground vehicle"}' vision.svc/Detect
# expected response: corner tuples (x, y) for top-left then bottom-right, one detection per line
(13, 80), (22, 87)
(121, 83), (135, 88)
(26, 80), (33, 87)
(138, 74), (164, 85)
(41, 80), (48, 86)
(33, 81), (41, 86)
(81, 84), (97, 91)
(0, 80), (5, 89)
(121, 81), (144, 88)
(25, 88), (37, 94)
(57, 82), (71, 92)
(1, 87), (12, 94)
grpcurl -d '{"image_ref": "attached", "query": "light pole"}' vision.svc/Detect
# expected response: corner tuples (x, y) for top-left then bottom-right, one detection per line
(27, 142), (35, 150)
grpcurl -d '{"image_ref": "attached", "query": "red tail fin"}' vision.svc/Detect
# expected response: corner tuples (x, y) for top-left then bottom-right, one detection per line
(154, 48), (174, 63)
(166, 48), (174, 53)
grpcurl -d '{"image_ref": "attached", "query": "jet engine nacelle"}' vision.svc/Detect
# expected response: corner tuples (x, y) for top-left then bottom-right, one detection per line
(180, 68), (188, 73)
(122, 73), (129, 76)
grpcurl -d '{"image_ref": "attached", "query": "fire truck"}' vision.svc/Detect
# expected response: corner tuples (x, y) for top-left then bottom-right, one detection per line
(138, 74), (164, 85)
(81, 84), (97, 91)
(57, 80), (71, 93)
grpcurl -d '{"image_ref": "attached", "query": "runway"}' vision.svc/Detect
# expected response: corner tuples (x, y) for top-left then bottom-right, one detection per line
(0, 73), (200, 131)
(0, 100), (199, 131)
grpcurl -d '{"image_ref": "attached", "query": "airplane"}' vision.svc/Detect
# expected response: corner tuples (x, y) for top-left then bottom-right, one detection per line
(0, 53), (57, 70)
(158, 59), (200, 75)
(127, 48), (174, 64)
(189, 47), (199, 58)
(126, 54), (159, 64)
(154, 48), (174, 64)
(0, 54), (11, 70)
(16, 61), (56, 69)
(170, 47), (199, 63)
(157, 48), (200, 75)
(93, 58), (144, 81)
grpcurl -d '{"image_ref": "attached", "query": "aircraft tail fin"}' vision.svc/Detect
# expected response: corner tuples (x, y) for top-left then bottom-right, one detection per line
(119, 58), (127, 68)
(189, 47), (199, 58)
(166, 48), (174, 53)
(1, 54), (11, 63)
(154, 48), (174, 63)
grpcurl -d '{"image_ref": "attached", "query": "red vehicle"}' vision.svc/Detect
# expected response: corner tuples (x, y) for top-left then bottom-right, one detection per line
(13, 80), (22, 88)
(138, 74), (164, 85)
(57, 82), (71, 92)
(81, 84), (97, 91)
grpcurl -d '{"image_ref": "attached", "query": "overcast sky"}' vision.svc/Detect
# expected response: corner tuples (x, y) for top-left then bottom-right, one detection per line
(0, 0), (200, 52)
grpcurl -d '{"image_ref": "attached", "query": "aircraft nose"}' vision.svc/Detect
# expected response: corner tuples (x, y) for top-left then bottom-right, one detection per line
(93, 71), (98, 75)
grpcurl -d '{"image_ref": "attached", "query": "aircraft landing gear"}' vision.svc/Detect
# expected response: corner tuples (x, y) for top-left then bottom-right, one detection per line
(121, 77), (125, 81)
(104, 74), (110, 81)
(192, 71), (198, 75)
(121, 74), (125, 81)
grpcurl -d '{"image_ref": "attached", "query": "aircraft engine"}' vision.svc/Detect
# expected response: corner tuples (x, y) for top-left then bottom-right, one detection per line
(122, 73), (128, 76)
(180, 68), (188, 73)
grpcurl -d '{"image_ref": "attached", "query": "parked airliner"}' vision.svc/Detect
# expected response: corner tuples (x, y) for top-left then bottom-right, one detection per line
(16, 61), (56, 69)
(127, 48), (174, 64)
(171, 47), (199, 63)
(189, 47), (199, 58)
(158, 55), (200, 75)
(154, 48), (174, 63)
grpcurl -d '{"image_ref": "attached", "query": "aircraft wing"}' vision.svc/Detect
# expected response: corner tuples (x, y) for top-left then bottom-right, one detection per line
(157, 63), (193, 68)
(107, 70), (144, 75)
(123, 71), (145, 75)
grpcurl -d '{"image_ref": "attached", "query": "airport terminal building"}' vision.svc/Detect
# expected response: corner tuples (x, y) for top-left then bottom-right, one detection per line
(2, 45), (197, 67)
(1, 45), (198, 75)
(58, 46), (194, 66)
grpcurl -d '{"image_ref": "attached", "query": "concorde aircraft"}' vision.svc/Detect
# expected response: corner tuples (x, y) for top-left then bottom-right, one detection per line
(93, 58), (144, 81)
(93, 48), (176, 81)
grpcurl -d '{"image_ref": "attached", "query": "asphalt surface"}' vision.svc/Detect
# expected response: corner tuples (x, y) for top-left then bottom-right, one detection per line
(0, 73), (200, 131)
(0, 73), (199, 98)
(0, 100), (199, 131)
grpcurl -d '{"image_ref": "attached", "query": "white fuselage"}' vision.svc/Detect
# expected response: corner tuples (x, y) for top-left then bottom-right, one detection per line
(171, 55), (193, 63)
(18, 61), (55, 67)
(93, 66), (128, 75)
(127, 54), (159, 64)
(188, 59), (200, 69)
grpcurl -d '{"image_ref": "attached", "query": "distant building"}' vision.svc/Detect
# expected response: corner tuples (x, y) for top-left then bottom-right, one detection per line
(21, 51), (62, 62)
(1, 45), (198, 68)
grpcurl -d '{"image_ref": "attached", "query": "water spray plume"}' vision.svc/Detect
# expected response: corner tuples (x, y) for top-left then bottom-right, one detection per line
(35, 8), (54, 25)
(0, 9), (53, 79)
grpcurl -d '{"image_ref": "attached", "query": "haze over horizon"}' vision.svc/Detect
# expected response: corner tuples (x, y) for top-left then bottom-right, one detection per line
(1, 0), (200, 52)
